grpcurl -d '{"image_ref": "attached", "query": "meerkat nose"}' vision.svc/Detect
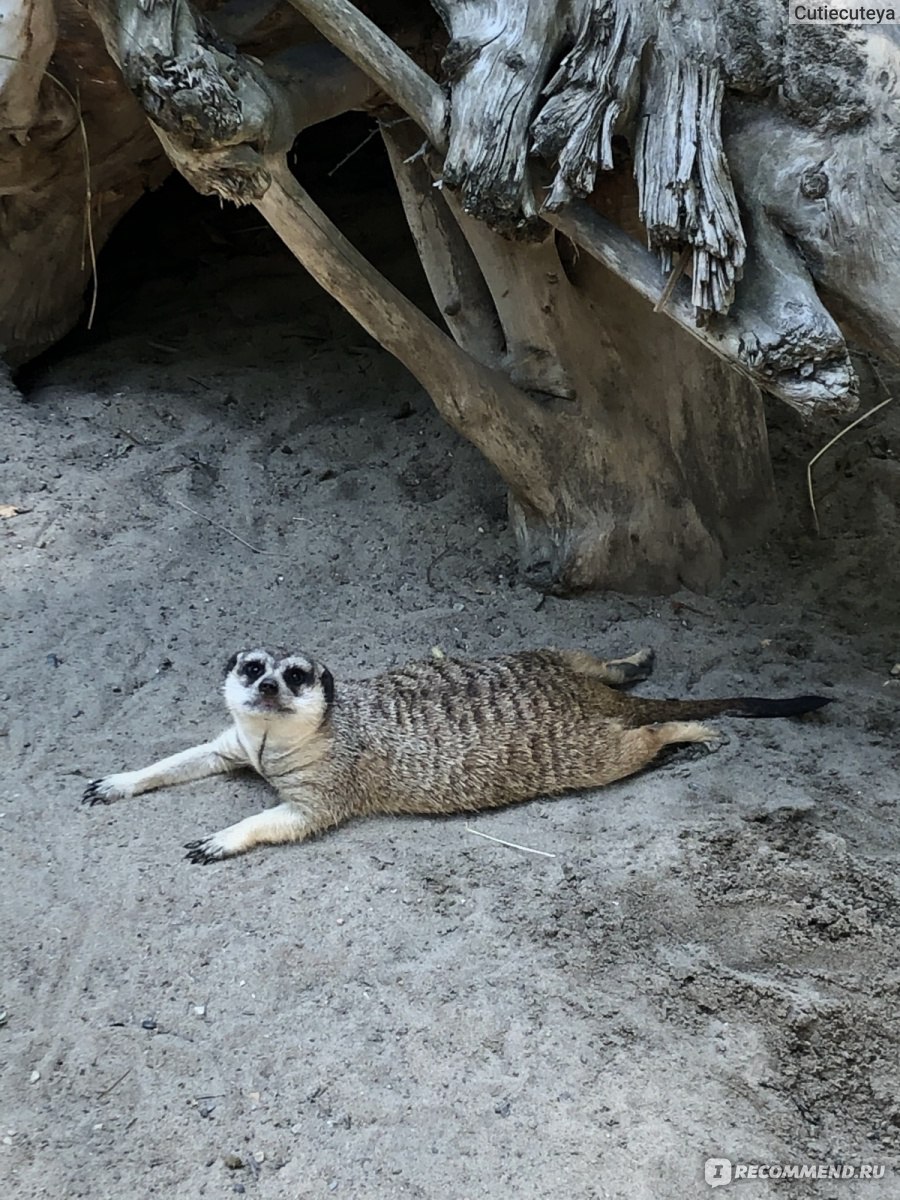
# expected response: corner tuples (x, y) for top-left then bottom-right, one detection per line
(258, 678), (279, 697)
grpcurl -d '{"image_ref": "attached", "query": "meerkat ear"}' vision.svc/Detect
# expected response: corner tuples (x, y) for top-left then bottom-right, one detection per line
(320, 666), (335, 706)
(224, 653), (239, 678)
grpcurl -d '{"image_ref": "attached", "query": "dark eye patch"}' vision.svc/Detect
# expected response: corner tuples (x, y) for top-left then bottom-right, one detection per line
(282, 666), (310, 692)
(242, 660), (265, 682)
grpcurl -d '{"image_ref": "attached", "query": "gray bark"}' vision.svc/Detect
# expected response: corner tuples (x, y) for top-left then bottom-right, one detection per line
(385, 122), (774, 591)
(381, 125), (505, 369)
(5, 0), (900, 593)
(286, 0), (858, 418)
(0, 0), (169, 362)
(433, 0), (560, 233)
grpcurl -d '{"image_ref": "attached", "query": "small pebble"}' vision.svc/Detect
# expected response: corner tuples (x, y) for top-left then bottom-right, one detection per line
(254, 1151), (265, 1164)
(193, 1005), (206, 1017)
(141, 1018), (156, 1031)
(29, 1070), (40, 1083)
(224, 1153), (244, 1170)
(891, 663), (900, 677)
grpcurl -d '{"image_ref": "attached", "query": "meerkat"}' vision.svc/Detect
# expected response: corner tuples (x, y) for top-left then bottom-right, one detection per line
(82, 646), (830, 863)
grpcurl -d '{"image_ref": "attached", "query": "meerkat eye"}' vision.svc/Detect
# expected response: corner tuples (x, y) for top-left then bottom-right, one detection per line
(282, 666), (310, 692)
(242, 660), (265, 682)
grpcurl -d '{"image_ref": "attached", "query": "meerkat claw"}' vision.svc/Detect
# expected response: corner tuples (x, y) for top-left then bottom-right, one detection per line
(83, 779), (112, 805)
(704, 730), (729, 751)
(184, 838), (227, 865)
(681, 731), (730, 759)
(82, 773), (137, 805)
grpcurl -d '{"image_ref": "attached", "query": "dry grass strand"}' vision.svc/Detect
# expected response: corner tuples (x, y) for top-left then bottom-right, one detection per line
(465, 824), (556, 858)
(806, 362), (895, 533)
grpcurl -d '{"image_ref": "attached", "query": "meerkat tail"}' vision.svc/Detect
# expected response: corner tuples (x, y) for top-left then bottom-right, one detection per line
(621, 694), (832, 725)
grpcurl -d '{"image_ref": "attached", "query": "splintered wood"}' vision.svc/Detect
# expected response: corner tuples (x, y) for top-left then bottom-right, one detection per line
(635, 58), (745, 319)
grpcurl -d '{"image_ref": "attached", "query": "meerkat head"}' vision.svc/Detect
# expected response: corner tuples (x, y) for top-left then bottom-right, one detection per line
(223, 649), (334, 730)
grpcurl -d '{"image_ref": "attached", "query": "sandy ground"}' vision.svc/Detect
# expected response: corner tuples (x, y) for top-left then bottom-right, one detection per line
(2, 173), (900, 1200)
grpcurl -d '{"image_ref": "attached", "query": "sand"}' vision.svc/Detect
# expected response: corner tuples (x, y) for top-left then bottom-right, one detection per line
(2, 176), (899, 1199)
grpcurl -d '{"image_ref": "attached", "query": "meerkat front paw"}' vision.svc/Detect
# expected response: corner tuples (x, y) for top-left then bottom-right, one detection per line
(82, 773), (137, 805)
(184, 834), (232, 865)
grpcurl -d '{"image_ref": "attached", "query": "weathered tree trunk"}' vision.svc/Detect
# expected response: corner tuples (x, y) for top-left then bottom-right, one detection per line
(384, 121), (774, 591)
(5, 0), (900, 593)
(0, 0), (169, 362)
(499, 252), (775, 593)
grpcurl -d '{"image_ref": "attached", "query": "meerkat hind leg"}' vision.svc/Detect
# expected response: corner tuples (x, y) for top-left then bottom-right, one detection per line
(652, 720), (723, 749)
(607, 720), (723, 785)
(559, 647), (655, 687)
(184, 802), (332, 864)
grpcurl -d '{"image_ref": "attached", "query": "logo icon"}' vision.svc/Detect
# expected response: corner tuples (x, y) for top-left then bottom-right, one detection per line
(705, 1158), (733, 1187)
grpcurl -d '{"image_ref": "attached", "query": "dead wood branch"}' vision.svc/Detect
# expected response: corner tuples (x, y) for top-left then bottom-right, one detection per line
(281, 0), (856, 417)
(546, 201), (855, 417)
(281, 0), (448, 149)
(432, 0), (562, 234)
(256, 159), (556, 514)
(381, 121), (505, 368)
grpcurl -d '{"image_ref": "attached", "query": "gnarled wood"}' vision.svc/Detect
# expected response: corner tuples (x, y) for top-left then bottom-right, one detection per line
(381, 122), (505, 369)
(283, 0), (856, 417)
(387, 114), (775, 592)
(634, 52), (743, 316)
(533, 0), (644, 208)
(257, 159), (556, 516)
(79, 0), (779, 592)
(725, 69), (900, 364)
(88, 0), (293, 204)
(545, 199), (855, 417)
(0, 0), (168, 363)
(7, 0), (900, 594)
(0, 0), (56, 132)
(432, 0), (561, 234)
